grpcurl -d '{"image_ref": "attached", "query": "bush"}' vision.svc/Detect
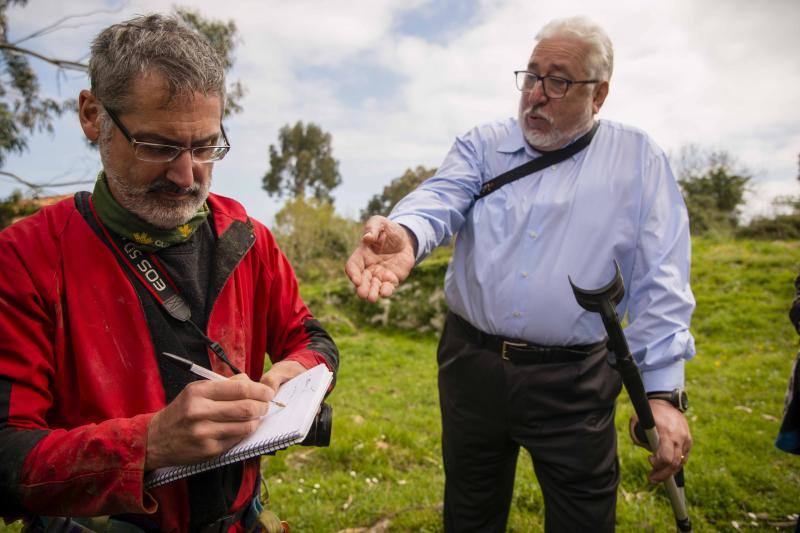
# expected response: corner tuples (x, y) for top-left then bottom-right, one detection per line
(302, 247), (452, 334)
(737, 195), (800, 240)
(737, 213), (800, 240)
(0, 190), (39, 229)
(684, 193), (740, 237)
(272, 198), (360, 282)
(673, 146), (750, 236)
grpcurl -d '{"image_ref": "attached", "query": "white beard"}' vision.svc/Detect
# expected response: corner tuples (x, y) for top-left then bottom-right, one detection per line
(518, 102), (594, 151)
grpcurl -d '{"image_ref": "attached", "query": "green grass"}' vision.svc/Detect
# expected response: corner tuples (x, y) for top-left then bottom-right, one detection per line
(2, 237), (798, 531)
(264, 237), (800, 532)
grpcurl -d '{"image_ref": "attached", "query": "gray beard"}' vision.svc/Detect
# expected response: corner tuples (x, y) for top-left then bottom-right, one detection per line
(98, 128), (210, 228)
(105, 169), (210, 229)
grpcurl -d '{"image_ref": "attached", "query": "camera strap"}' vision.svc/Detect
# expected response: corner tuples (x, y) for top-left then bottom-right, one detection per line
(78, 192), (242, 374)
(474, 121), (599, 200)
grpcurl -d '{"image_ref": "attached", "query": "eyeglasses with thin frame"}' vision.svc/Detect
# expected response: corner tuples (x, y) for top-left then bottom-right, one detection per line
(102, 106), (230, 164)
(514, 70), (599, 99)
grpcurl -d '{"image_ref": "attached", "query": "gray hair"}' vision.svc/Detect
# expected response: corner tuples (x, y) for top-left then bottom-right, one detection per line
(89, 13), (226, 113)
(536, 16), (614, 81)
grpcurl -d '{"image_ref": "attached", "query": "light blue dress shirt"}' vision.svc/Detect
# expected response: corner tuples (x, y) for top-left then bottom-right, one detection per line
(390, 118), (696, 392)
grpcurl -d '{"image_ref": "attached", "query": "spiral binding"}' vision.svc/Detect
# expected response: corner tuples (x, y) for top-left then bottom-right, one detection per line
(145, 431), (301, 489)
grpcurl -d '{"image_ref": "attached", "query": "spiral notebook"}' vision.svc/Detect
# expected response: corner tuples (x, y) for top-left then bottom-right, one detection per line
(145, 363), (333, 489)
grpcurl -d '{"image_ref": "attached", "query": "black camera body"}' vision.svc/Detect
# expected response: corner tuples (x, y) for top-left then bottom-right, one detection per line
(299, 402), (332, 447)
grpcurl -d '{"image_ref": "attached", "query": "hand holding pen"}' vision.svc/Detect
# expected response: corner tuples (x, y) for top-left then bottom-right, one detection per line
(145, 353), (282, 471)
(163, 352), (286, 408)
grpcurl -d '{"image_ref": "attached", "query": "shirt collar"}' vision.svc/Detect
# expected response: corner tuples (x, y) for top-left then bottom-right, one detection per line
(499, 119), (599, 159)
(497, 121), (528, 154)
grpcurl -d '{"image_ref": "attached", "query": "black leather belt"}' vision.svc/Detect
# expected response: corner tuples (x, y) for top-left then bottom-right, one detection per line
(453, 313), (606, 364)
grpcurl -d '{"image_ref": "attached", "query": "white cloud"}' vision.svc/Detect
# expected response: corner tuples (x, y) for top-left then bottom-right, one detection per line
(742, 179), (800, 223)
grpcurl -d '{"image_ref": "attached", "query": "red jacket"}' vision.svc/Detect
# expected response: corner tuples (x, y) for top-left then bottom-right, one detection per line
(0, 193), (338, 530)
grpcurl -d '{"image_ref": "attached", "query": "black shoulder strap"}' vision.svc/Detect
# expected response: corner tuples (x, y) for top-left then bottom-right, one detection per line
(475, 121), (599, 200)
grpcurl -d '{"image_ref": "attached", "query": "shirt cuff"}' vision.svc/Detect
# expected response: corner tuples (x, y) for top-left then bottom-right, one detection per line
(641, 359), (685, 392)
(388, 215), (432, 264)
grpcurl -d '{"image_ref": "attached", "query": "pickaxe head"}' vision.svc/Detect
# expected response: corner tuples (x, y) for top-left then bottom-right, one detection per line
(568, 259), (625, 311)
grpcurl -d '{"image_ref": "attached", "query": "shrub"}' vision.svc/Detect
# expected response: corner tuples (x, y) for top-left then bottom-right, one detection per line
(302, 248), (452, 334)
(272, 198), (360, 282)
(737, 213), (800, 240)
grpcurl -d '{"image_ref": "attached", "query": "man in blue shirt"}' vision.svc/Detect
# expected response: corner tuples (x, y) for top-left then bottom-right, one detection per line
(346, 15), (694, 532)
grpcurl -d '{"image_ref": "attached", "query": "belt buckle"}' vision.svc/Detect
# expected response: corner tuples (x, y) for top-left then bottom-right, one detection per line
(501, 340), (528, 360)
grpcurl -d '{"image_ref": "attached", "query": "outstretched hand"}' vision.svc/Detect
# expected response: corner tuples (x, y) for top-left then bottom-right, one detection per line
(345, 216), (416, 302)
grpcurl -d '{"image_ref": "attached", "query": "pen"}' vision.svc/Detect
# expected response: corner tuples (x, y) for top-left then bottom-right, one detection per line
(163, 352), (286, 408)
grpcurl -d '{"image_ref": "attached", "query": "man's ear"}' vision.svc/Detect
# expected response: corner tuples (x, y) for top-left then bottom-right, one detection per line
(592, 81), (609, 114)
(78, 90), (102, 142)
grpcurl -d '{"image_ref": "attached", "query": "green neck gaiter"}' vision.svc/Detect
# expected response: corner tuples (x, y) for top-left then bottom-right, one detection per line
(91, 174), (209, 252)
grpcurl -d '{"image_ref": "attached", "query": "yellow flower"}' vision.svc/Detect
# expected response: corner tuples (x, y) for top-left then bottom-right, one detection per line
(133, 232), (153, 244)
(177, 224), (192, 237)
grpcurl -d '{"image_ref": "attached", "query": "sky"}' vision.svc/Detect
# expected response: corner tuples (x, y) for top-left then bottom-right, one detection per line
(3, 0), (799, 226)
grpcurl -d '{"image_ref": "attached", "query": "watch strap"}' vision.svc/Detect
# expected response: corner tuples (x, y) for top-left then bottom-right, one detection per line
(647, 389), (688, 412)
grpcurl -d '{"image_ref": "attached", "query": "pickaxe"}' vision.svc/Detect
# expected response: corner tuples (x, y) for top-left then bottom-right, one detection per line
(569, 260), (692, 532)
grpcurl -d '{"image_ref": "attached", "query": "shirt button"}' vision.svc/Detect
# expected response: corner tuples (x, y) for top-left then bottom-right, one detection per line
(521, 272), (529, 278)
(529, 231), (538, 239)
(551, 164), (558, 170)
(513, 311), (521, 318)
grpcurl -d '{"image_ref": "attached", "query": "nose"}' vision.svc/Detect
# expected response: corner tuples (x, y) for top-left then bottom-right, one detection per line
(165, 149), (195, 189)
(526, 78), (548, 107)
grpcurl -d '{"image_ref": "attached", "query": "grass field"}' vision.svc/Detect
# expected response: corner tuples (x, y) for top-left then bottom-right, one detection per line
(1, 237), (798, 531)
(264, 237), (800, 532)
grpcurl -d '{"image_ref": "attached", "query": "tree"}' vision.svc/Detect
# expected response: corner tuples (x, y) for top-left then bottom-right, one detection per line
(271, 197), (359, 281)
(360, 165), (436, 221)
(172, 7), (245, 119)
(737, 152), (800, 240)
(0, 189), (35, 227)
(737, 200), (800, 240)
(262, 121), (341, 204)
(0, 0), (71, 169)
(672, 145), (750, 236)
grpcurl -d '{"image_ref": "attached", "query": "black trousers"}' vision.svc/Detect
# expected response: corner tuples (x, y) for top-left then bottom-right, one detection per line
(438, 313), (622, 532)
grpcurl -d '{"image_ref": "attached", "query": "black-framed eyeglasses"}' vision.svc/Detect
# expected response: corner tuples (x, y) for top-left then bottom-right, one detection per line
(514, 70), (599, 99)
(103, 106), (230, 164)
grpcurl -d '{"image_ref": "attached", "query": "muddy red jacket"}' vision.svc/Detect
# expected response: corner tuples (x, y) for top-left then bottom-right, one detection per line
(0, 193), (338, 530)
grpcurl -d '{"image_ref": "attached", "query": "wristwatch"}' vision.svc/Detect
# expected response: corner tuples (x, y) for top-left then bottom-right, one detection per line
(647, 388), (689, 412)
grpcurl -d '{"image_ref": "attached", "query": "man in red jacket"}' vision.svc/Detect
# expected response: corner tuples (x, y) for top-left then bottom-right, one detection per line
(0, 14), (338, 532)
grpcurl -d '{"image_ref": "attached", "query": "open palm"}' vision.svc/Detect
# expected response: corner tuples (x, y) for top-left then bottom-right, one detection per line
(345, 217), (416, 302)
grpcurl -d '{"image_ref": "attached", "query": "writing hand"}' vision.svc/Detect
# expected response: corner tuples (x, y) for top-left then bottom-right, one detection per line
(145, 374), (273, 470)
